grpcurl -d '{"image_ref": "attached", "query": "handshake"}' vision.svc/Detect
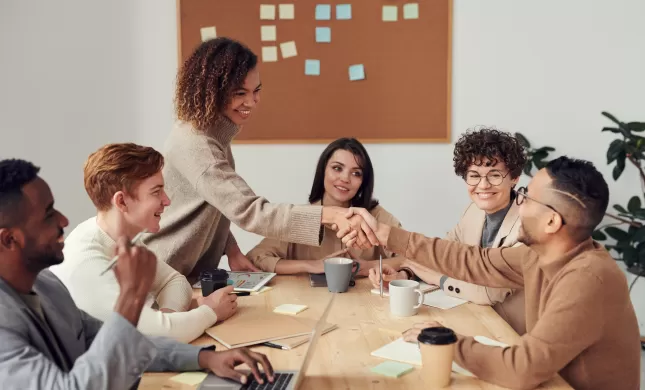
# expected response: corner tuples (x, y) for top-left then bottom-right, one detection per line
(323, 206), (388, 250)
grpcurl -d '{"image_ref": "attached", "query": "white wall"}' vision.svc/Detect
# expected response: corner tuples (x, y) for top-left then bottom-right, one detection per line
(2, 0), (645, 331)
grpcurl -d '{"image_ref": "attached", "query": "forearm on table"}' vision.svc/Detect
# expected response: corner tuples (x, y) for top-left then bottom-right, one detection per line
(137, 305), (219, 344)
(274, 259), (321, 274)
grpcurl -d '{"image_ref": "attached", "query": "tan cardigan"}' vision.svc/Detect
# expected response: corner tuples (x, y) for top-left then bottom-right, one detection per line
(444, 202), (526, 334)
(387, 228), (641, 390)
(144, 118), (323, 280)
(247, 203), (401, 270)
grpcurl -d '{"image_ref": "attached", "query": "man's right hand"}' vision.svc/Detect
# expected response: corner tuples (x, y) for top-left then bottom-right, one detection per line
(199, 285), (238, 322)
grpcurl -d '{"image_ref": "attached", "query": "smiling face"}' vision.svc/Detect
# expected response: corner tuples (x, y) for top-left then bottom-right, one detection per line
(120, 171), (170, 233)
(465, 157), (519, 214)
(223, 67), (262, 126)
(322, 149), (364, 207)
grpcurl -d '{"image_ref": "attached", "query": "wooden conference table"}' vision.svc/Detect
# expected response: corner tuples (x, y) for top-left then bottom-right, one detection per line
(140, 276), (572, 389)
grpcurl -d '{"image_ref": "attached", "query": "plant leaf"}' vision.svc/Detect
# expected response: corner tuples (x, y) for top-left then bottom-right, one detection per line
(606, 139), (624, 164)
(613, 204), (629, 213)
(628, 196), (642, 213)
(627, 122), (645, 132)
(612, 155), (626, 180)
(532, 151), (549, 161)
(602, 127), (621, 134)
(534, 159), (548, 169)
(515, 132), (530, 148)
(633, 226), (645, 243)
(623, 247), (638, 267)
(534, 146), (556, 152)
(523, 162), (533, 177)
(602, 111), (622, 126)
(605, 226), (630, 241)
(592, 230), (607, 241)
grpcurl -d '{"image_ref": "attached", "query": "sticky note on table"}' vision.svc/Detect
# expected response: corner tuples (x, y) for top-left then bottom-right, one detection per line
(382, 5), (398, 22)
(371, 361), (414, 378)
(261, 25), (276, 41)
(403, 3), (419, 19)
(260, 4), (276, 20)
(274, 304), (308, 315)
(279, 4), (295, 19)
(262, 46), (278, 62)
(280, 41), (297, 58)
(315, 4), (331, 20)
(305, 59), (320, 76)
(349, 64), (365, 81)
(170, 372), (208, 386)
(315, 27), (331, 43)
(336, 4), (352, 20)
(200, 26), (217, 42)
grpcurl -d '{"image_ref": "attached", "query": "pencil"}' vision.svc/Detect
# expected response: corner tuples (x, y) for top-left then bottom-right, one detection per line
(99, 229), (148, 276)
(379, 253), (383, 298)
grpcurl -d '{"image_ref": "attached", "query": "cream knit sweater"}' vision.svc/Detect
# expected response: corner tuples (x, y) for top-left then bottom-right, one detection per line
(50, 217), (218, 343)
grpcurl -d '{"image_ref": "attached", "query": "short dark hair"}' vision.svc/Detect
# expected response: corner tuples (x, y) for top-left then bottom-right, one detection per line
(309, 138), (379, 210)
(453, 128), (526, 179)
(0, 159), (41, 228)
(545, 156), (609, 239)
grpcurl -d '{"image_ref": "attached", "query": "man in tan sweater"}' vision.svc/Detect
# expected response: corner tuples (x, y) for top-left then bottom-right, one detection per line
(347, 156), (640, 390)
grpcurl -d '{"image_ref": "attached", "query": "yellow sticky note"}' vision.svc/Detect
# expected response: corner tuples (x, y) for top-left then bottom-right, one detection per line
(170, 372), (208, 386)
(262, 46), (278, 62)
(274, 304), (308, 315)
(279, 4), (295, 19)
(200, 26), (217, 42)
(261, 25), (277, 41)
(260, 4), (276, 20)
(280, 41), (297, 58)
(382, 5), (398, 22)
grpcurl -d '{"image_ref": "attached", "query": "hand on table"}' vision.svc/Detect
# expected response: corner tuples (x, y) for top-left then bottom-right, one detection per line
(368, 264), (407, 289)
(402, 321), (444, 343)
(198, 348), (274, 385)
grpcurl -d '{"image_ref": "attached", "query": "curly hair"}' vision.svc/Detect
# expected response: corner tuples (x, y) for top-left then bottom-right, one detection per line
(175, 37), (258, 130)
(0, 159), (41, 227)
(453, 128), (526, 178)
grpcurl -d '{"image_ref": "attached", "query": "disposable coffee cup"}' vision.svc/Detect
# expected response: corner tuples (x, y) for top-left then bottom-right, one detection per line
(200, 269), (229, 296)
(417, 327), (458, 388)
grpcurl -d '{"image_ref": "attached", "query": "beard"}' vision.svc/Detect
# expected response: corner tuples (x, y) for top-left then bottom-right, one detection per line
(517, 225), (536, 246)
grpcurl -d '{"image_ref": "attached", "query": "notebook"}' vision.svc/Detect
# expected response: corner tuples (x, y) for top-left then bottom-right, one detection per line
(422, 289), (467, 309)
(259, 323), (338, 350)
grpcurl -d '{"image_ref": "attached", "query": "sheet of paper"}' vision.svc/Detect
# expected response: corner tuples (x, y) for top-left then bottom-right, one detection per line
(348, 64), (365, 81)
(261, 25), (276, 41)
(262, 46), (278, 62)
(200, 26), (217, 42)
(315, 4), (331, 20)
(260, 4), (276, 20)
(403, 3), (419, 20)
(305, 59), (320, 76)
(279, 4), (295, 20)
(382, 5), (398, 22)
(422, 289), (467, 309)
(336, 4), (352, 20)
(315, 27), (331, 43)
(170, 372), (208, 386)
(280, 41), (298, 58)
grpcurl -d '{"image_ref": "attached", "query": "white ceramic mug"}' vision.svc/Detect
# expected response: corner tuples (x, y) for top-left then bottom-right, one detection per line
(389, 280), (424, 317)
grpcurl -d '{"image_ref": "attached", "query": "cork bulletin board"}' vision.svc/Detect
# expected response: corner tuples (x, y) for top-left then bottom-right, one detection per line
(177, 0), (452, 143)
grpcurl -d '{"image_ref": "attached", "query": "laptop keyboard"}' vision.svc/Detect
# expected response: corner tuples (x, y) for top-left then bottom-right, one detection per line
(241, 373), (294, 390)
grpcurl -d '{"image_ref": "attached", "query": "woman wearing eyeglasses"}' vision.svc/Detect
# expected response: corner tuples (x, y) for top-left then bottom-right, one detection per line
(370, 128), (528, 334)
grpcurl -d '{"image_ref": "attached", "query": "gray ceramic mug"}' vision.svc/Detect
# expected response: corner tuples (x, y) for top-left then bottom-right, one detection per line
(324, 257), (360, 293)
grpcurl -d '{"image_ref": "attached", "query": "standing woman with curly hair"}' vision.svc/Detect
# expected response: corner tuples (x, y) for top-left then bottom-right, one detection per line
(144, 38), (376, 281)
(369, 128), (528, 334)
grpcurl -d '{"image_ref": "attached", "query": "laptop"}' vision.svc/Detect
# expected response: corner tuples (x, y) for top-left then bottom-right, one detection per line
(198, 294), (336, 390)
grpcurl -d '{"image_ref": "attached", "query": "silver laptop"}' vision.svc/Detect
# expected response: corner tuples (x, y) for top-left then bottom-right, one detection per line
(198, 294), (336, 390)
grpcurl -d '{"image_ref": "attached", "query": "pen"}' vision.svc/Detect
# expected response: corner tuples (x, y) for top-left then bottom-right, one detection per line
(379, 253), (383, 298)
(229, 291), (251, 296)
(261, 342), (287, 350)
(99, 229), (148, 276)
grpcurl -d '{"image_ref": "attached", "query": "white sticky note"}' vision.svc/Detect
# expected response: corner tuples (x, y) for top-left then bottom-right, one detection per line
(403, 3), (419, 20)
(382, 5), (398, 22)
(280, 41), (297, 58)
(200, 26), (217, 42)
(260, 4), (276, 20)
(279, 4), (295, 20)
(170, 372), (208, 386)
(261, 25), (277, 41)
(262, 46), (278, 62)
(274, 304), (308, 315)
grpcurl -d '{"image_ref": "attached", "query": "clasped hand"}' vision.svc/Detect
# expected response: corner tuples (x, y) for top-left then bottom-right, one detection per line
(328, 207), (381, 249)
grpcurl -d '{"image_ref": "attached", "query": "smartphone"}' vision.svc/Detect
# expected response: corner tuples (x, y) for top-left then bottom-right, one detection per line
(309, 273), (327, 287)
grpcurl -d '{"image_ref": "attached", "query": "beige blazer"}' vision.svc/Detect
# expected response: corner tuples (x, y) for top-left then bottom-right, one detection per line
(247, 202), (402, 271)
(443, 201), (526, 334)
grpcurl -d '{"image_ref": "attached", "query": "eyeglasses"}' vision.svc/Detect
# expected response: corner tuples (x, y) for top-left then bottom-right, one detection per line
(464, 170), (510, 186)
(516, 186), (566, 225)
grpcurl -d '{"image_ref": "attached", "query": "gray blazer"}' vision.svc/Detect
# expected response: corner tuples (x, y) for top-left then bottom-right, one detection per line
(0, 270), (207, 389)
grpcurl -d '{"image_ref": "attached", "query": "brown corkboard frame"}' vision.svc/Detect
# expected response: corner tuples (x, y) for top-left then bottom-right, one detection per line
(176, 0), (452, 144)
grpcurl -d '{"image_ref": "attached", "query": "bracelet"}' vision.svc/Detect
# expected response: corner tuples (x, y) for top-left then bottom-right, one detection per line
(398, 267), (414, 280)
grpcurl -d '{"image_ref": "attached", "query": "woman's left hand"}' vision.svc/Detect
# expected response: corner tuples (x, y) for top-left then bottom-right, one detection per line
(402, 321), (444, 343)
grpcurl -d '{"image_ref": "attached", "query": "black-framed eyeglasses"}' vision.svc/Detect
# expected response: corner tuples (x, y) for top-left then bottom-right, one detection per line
(463, 170), (510, 186)
(516, 186), (566, 225)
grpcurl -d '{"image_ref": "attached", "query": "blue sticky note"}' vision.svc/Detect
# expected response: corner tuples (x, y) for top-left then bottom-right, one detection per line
(305, 59), (320, 76)
(336, 4), (352, 20)
(371, 361), (414, 378)
(348, 64), (365, 81)
(315, 4), (331, 20)
(315, 27), (331, 43)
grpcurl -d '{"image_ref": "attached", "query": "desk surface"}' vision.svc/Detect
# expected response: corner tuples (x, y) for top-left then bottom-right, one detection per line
(140, 276), (572, 389)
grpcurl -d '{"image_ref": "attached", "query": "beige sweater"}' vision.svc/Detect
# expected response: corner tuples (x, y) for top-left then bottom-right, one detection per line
(247, 203), (401, 271)
(144, 118), (323, 280)
(387, 227), (641, 390)
(50, 217), (218, 343)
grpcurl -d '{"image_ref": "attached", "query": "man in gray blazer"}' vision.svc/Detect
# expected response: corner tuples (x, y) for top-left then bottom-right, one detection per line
(0, 159), (275, 389)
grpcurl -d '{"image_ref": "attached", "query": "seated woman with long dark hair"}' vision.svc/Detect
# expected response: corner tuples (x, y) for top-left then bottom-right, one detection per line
(247, 138), (402, 275)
